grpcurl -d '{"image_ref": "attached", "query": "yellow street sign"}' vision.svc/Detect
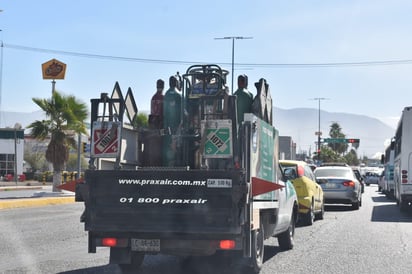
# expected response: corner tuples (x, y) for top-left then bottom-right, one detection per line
(42, 59), (66, 80)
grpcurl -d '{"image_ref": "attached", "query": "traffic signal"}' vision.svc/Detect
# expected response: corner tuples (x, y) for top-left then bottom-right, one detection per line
(347, 138), (360, 144)
(81, 142), (87, 153)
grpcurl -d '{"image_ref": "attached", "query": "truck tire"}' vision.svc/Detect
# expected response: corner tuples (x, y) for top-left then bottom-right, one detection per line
(277, 214), (295, 251)
(118, 252), (145, 274)
(248, 220), (264, 273)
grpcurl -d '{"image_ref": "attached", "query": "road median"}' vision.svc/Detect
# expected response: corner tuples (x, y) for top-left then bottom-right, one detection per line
(0, 196), (75, 210)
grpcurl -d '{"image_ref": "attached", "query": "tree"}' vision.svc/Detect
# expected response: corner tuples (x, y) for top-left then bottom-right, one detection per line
(132, 113), (148, 128)
(27, 91), (88, 192)
(316, 122), (360, 165)
(344, 149), (360, 166)
(24, 148), (49, 172)
(319, 145), (343, 163)
(328, 122), (347, 155)
(66, 153), (88, 172)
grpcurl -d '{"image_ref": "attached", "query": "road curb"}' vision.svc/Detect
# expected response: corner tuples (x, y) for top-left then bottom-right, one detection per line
(0, 196), (75, 210)
(0, 186), (43, 192)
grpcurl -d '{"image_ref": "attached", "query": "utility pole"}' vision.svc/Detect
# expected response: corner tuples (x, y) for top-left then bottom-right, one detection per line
(310, 97), (329, 163)
(214, 36), (253, 94)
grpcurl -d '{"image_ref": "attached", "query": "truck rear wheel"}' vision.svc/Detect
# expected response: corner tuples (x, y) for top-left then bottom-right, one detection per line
(277, 214), (295, 250)
(118, 252), (145, 274)
(248, 221), (264, 273)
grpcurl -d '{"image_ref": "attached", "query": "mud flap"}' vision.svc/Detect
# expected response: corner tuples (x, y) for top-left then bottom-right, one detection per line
(110, 247), (132, 264)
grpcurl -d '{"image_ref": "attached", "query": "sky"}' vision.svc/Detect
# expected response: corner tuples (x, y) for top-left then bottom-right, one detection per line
(1, 1), (412, 155)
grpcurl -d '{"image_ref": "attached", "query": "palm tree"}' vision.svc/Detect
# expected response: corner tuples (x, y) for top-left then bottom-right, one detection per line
(328, 122), (347, 155)
(28, 91), (88, 192)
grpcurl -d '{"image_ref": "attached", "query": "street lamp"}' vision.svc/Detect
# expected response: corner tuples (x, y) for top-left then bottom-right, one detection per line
(214, 36), (253, 94)
(310, 97), (329, 162)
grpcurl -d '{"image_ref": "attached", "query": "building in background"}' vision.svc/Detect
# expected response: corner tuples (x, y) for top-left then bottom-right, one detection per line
(0, 128), (25, 179)
(279, 136), (296, 160)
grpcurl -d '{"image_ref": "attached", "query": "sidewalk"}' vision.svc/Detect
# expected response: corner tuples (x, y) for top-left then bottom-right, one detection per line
(0, 180), (75, 210)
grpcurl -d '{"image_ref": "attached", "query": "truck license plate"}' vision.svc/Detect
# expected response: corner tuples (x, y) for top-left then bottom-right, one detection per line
(131, 239), (160, 252)
(207, 178), (232, 188)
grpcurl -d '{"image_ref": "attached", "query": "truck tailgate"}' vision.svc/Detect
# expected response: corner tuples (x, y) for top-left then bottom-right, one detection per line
(83, 169), (246, 237)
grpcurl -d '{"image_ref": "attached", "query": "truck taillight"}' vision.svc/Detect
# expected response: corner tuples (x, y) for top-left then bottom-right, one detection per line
(102, 238), (117, 247)
(219, 240), (236, 250)
(100, 238), (128, 247)
(402, 170), (408, 183)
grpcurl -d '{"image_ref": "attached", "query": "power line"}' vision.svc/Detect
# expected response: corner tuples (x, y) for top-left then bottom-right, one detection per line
(240, 59), (412, 68)
(4, 43), (199, 65)
(4, 43), (412, 68)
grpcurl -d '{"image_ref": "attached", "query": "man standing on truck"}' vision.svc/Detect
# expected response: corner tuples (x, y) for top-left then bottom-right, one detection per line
(149, 79), (164, 128)
(145, 79), (164, 166)
(163, 76), (182, 166)
(234, 74), (253, 126)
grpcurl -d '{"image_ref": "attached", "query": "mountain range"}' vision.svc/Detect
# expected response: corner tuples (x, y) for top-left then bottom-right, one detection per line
(1, 108), (395, 158)
(274, 108), (394, 158)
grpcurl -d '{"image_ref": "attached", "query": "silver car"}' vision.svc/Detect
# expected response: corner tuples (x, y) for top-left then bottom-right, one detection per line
(314, 165), (362, 210)
(364, 171), (380, 186)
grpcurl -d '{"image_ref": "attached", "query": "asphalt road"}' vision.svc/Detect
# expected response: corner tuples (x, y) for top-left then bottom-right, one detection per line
(1, 184), (412, 274)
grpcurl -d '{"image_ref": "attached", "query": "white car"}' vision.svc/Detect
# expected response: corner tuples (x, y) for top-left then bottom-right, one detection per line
(377, 170), (386, 192)
(365, 172), (380, 186)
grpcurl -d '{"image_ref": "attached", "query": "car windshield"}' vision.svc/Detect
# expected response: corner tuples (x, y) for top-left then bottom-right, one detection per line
(315, 168), (352, 178)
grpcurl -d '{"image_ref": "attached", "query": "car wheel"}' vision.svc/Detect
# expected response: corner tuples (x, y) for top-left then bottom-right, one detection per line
(304, 201), (315, 225)
(315, 201), (325, 220)
(351, 201), (360, 210)
(278, 214), (295, 250)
